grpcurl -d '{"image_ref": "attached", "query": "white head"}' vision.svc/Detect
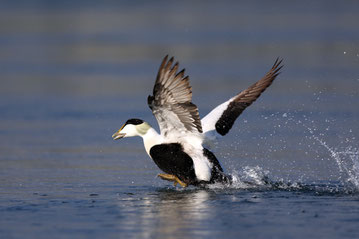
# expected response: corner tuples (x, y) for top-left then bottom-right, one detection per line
(112, 118), (151, 140)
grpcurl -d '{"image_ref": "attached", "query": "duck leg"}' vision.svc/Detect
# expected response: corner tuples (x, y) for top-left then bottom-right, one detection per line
(157, 173), (188, 187)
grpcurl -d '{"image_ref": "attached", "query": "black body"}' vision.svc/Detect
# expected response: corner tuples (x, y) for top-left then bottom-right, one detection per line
(149, 143), (230, 186)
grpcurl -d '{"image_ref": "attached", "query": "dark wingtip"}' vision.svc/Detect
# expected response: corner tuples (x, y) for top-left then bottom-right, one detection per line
(272, 57), (279, 68)
(271, 58), (284, 79)
(273, 58), (284, 71)
(176, 68), (186, 78)
(158, 55), (169, 75)
(147, 95), (154, 109)
(214, 58), (284, 136)
(161, 55), (169, 66)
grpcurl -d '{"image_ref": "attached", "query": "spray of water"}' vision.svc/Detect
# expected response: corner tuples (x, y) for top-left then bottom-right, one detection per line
(290, 113), (359, 191)
(209, 112), (359, 193)
(306, 127), (359, 189)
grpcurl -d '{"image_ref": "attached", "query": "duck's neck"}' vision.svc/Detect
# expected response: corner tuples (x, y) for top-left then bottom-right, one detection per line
(141, 127), (161, 156)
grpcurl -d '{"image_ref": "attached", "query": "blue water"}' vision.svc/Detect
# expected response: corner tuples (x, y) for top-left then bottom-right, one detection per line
(1, 1), (359, 238)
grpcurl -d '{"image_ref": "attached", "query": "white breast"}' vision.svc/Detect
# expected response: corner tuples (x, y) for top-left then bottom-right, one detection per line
(181, 139), (212, 182)
(142, 128), (162, 157)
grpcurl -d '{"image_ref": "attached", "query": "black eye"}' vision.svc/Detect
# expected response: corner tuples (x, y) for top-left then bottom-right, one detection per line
(125, 118), (144, 125)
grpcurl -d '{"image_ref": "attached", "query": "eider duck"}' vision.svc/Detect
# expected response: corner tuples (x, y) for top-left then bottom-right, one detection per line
(113, 56), (282, 187)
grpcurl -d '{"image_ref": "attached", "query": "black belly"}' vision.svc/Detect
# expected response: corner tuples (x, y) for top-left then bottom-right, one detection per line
(203, 148), (231, 184)
(149, 143), (197, 184)
(149, 143), (231, 185)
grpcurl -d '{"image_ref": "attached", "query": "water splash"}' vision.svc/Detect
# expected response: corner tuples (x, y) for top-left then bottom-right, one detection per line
(208, 166), (302, 191)
(288, 113), (359, 191)
(205, 165), (356, 195)
(230, 166), (269, 189)
(207, 111), (358, 194)
(310, 134), (359, 189)
(210, 111), (359, 194)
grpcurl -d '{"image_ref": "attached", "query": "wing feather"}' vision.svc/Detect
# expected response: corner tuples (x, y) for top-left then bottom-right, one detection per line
(202, 58), (283, 136)
(148, 56), (203, 136)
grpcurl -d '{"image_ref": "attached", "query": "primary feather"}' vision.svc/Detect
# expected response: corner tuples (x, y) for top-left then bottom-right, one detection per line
(201, 58), (283, 136)
(148, 55), (203, 138)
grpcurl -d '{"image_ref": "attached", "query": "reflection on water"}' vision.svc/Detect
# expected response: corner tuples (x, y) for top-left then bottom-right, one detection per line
(150, 190), (211, 238)
(113, 183), (359, 239)
(118, 189), (212, 239)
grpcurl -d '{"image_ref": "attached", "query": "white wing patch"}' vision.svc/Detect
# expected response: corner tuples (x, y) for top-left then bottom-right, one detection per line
(201, 58), (282, 139)
(201, 98), (232, 133)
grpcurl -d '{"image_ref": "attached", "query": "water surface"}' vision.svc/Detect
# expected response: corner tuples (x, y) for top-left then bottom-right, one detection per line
(1, 1), (359, 238)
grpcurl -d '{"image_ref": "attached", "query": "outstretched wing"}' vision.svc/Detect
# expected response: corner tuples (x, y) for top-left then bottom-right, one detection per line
(202, 58), (283, 136)
(148, 55), (203, 137)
